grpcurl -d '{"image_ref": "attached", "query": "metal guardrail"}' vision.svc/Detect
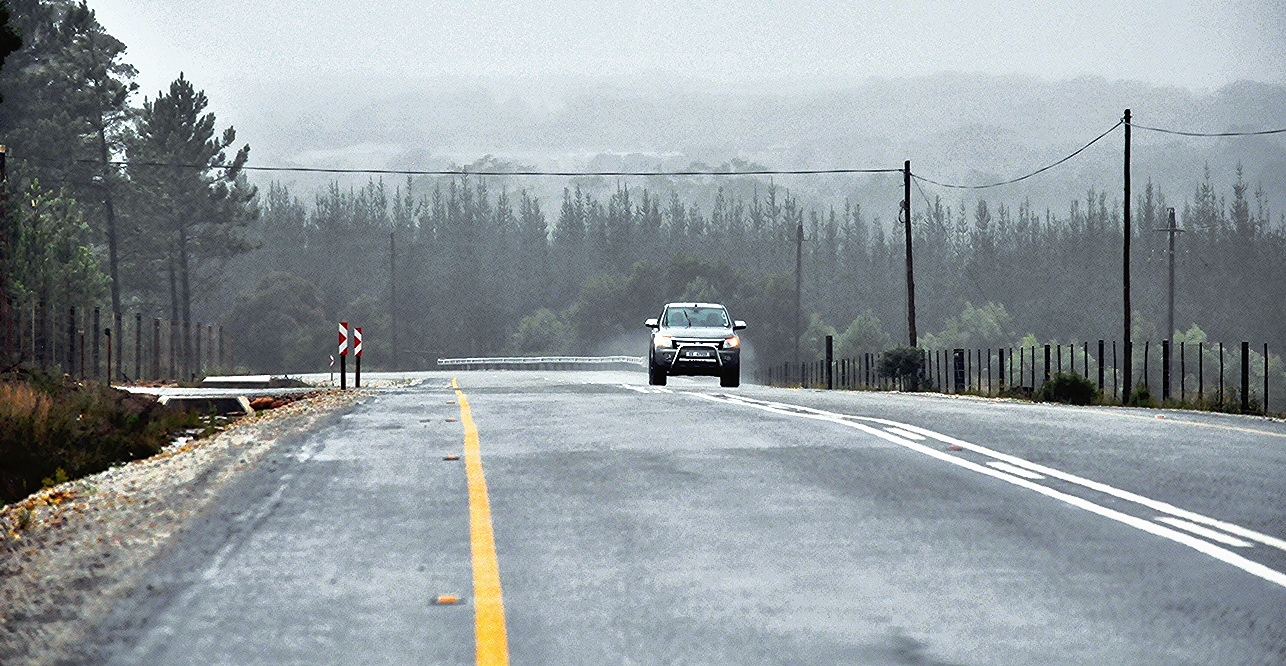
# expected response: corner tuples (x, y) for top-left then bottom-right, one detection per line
(436, 355), (646, 369)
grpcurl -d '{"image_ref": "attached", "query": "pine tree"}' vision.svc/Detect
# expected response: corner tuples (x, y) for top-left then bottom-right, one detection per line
(127, 74), (255, 371)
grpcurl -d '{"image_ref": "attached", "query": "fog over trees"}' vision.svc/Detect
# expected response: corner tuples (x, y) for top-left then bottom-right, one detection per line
(2, 0), (1284, 395)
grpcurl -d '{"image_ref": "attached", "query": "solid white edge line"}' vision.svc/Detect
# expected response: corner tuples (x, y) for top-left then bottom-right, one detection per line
(986, 461), (1045, 480)
(1157, 517), (1254, 548)
(688, 392), (1286, 590)
(847, 414), (1286, 553)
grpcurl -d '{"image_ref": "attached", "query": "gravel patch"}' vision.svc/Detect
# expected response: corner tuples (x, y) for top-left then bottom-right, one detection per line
(0, 388), (367, 666)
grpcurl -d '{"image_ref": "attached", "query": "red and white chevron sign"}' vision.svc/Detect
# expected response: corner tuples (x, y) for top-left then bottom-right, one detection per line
(354, 327), (363, 357)
(338, 321), (349, 356)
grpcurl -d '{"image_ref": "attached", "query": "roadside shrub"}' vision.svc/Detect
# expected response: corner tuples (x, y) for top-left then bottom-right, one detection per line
(1037, 372), (1098, 405)
(1126, 383), (1157, 408)
(0, 371), (199, 504)
(879, 346), (926, 390)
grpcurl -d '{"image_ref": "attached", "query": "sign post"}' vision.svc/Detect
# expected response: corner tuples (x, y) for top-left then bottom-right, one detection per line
(354, 327), (363, 388)
(338, 321), (349, 390)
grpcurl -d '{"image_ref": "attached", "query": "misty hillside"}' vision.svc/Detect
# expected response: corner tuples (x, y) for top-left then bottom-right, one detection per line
(244, 73), (1286, 218)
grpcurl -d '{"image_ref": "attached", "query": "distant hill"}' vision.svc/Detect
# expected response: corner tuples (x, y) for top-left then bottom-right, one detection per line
(236, 73), (1286, 223)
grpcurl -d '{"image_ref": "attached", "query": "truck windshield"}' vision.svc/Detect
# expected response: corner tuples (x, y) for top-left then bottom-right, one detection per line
(665, 307), (729, 328)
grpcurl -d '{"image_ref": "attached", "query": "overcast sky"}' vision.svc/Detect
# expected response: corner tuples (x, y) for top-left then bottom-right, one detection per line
(93, 0), (1285, 100)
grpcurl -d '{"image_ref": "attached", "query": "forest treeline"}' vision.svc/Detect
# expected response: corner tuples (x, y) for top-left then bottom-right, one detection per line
(0, 0), (254, 375)
(1, 0), (1283, 396)
(227, 163), (1284, 378)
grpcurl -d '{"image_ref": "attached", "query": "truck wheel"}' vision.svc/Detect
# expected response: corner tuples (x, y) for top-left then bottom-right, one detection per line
(649, 365), (667, 386)
(720, 367), (740, 388)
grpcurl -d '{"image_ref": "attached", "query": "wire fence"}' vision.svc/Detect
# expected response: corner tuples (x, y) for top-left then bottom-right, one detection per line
(758, 339), (1280, 416)
(1, 301), (231, 383)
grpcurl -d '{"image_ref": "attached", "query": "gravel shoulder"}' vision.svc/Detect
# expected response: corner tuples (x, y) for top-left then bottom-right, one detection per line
(0, 389), (366, 666)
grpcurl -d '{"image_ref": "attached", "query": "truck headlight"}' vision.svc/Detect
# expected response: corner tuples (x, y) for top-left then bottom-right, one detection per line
(723, 335), (740, 349)
(654, 335), (673, 348)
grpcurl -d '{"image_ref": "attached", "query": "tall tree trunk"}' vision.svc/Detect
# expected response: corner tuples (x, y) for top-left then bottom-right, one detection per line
(97, 126), (122, 317)
(168, 249), (178, 323)
(179, 223), (191, 379)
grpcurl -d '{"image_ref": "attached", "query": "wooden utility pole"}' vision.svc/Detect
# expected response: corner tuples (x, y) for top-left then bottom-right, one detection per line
(390, 232), (397, 371)
(1123, 109), (1133, 399)
(794, 219), (803, 365)
(904, 160), (917, 347)
(1162, 207), (1182, 339)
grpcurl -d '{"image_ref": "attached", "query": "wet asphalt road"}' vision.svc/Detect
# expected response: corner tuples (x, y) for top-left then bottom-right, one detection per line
(80, 371), (1286, 665)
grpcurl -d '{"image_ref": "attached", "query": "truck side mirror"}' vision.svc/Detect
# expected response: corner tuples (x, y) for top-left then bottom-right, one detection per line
(644, 318), (659, 329)
(733, 320), (747, 330)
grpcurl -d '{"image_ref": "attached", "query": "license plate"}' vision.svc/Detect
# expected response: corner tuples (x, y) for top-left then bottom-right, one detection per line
(685, 350), (713, 358)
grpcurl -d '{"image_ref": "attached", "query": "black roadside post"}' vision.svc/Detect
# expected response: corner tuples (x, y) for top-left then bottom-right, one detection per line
(1265, 343), (1270, 415)
(1044, 344), (1051, 385)
(1241, 341), (1250, 413)
(1098, 340), (1105, 391)
(355, 326), (363, 389)
(1162, 340), (1171, 402)
(339, 321), (348, 390)
(825, 335), (833, 390)
(952, 349), (965, 393)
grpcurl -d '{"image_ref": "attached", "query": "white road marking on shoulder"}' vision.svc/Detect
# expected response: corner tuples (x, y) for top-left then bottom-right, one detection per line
(1156, 517), (1254, 547)
(846, 415), (1286, 554)
(986, 461), (1045, 480)
(883, 426), (926, 440)
(620, 384), (651, 393)
(686, 392), (1286, 590)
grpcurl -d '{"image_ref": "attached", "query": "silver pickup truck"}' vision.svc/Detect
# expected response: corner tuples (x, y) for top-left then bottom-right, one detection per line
(644, 302), (746, 387)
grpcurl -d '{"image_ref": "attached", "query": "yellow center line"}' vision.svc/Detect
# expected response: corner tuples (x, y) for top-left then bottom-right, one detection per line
(454, 380), (509, 665)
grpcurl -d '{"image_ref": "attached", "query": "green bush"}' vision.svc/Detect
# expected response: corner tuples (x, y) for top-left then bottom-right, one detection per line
(0, 370), (199, 504)
(1037, 372), (1099, 405)
(879, 346), (926, 390)
(1126, 383), (1157, 408)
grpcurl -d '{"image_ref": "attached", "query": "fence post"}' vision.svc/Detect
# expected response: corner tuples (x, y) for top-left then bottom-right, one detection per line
(67, 306), (76, 375)
(1097, 340), (1105, 390)
(1219, 342), (1224, 407)
(1162, 340), (1171, 402)
(1265, 343), (1270, 415)
(152, 318), (161, 379)
(1241, 341), (1250, 413)
(825, 335), (833, 390)
(1180, 341), (1186, 403)
(194, 321), (202, 380)
(104, 327), (112, 385)
(1043, 344), (1051, 385)
(952, 349), (965, 392)
(134, 313), (142, 382)
(92, 307), (101, 379)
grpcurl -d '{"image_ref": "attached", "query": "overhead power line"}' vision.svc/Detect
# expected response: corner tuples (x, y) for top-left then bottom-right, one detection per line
(65, 158), (903, 178)
(911, 120), (1125, 190)
(1129, 123), (1286, 137)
